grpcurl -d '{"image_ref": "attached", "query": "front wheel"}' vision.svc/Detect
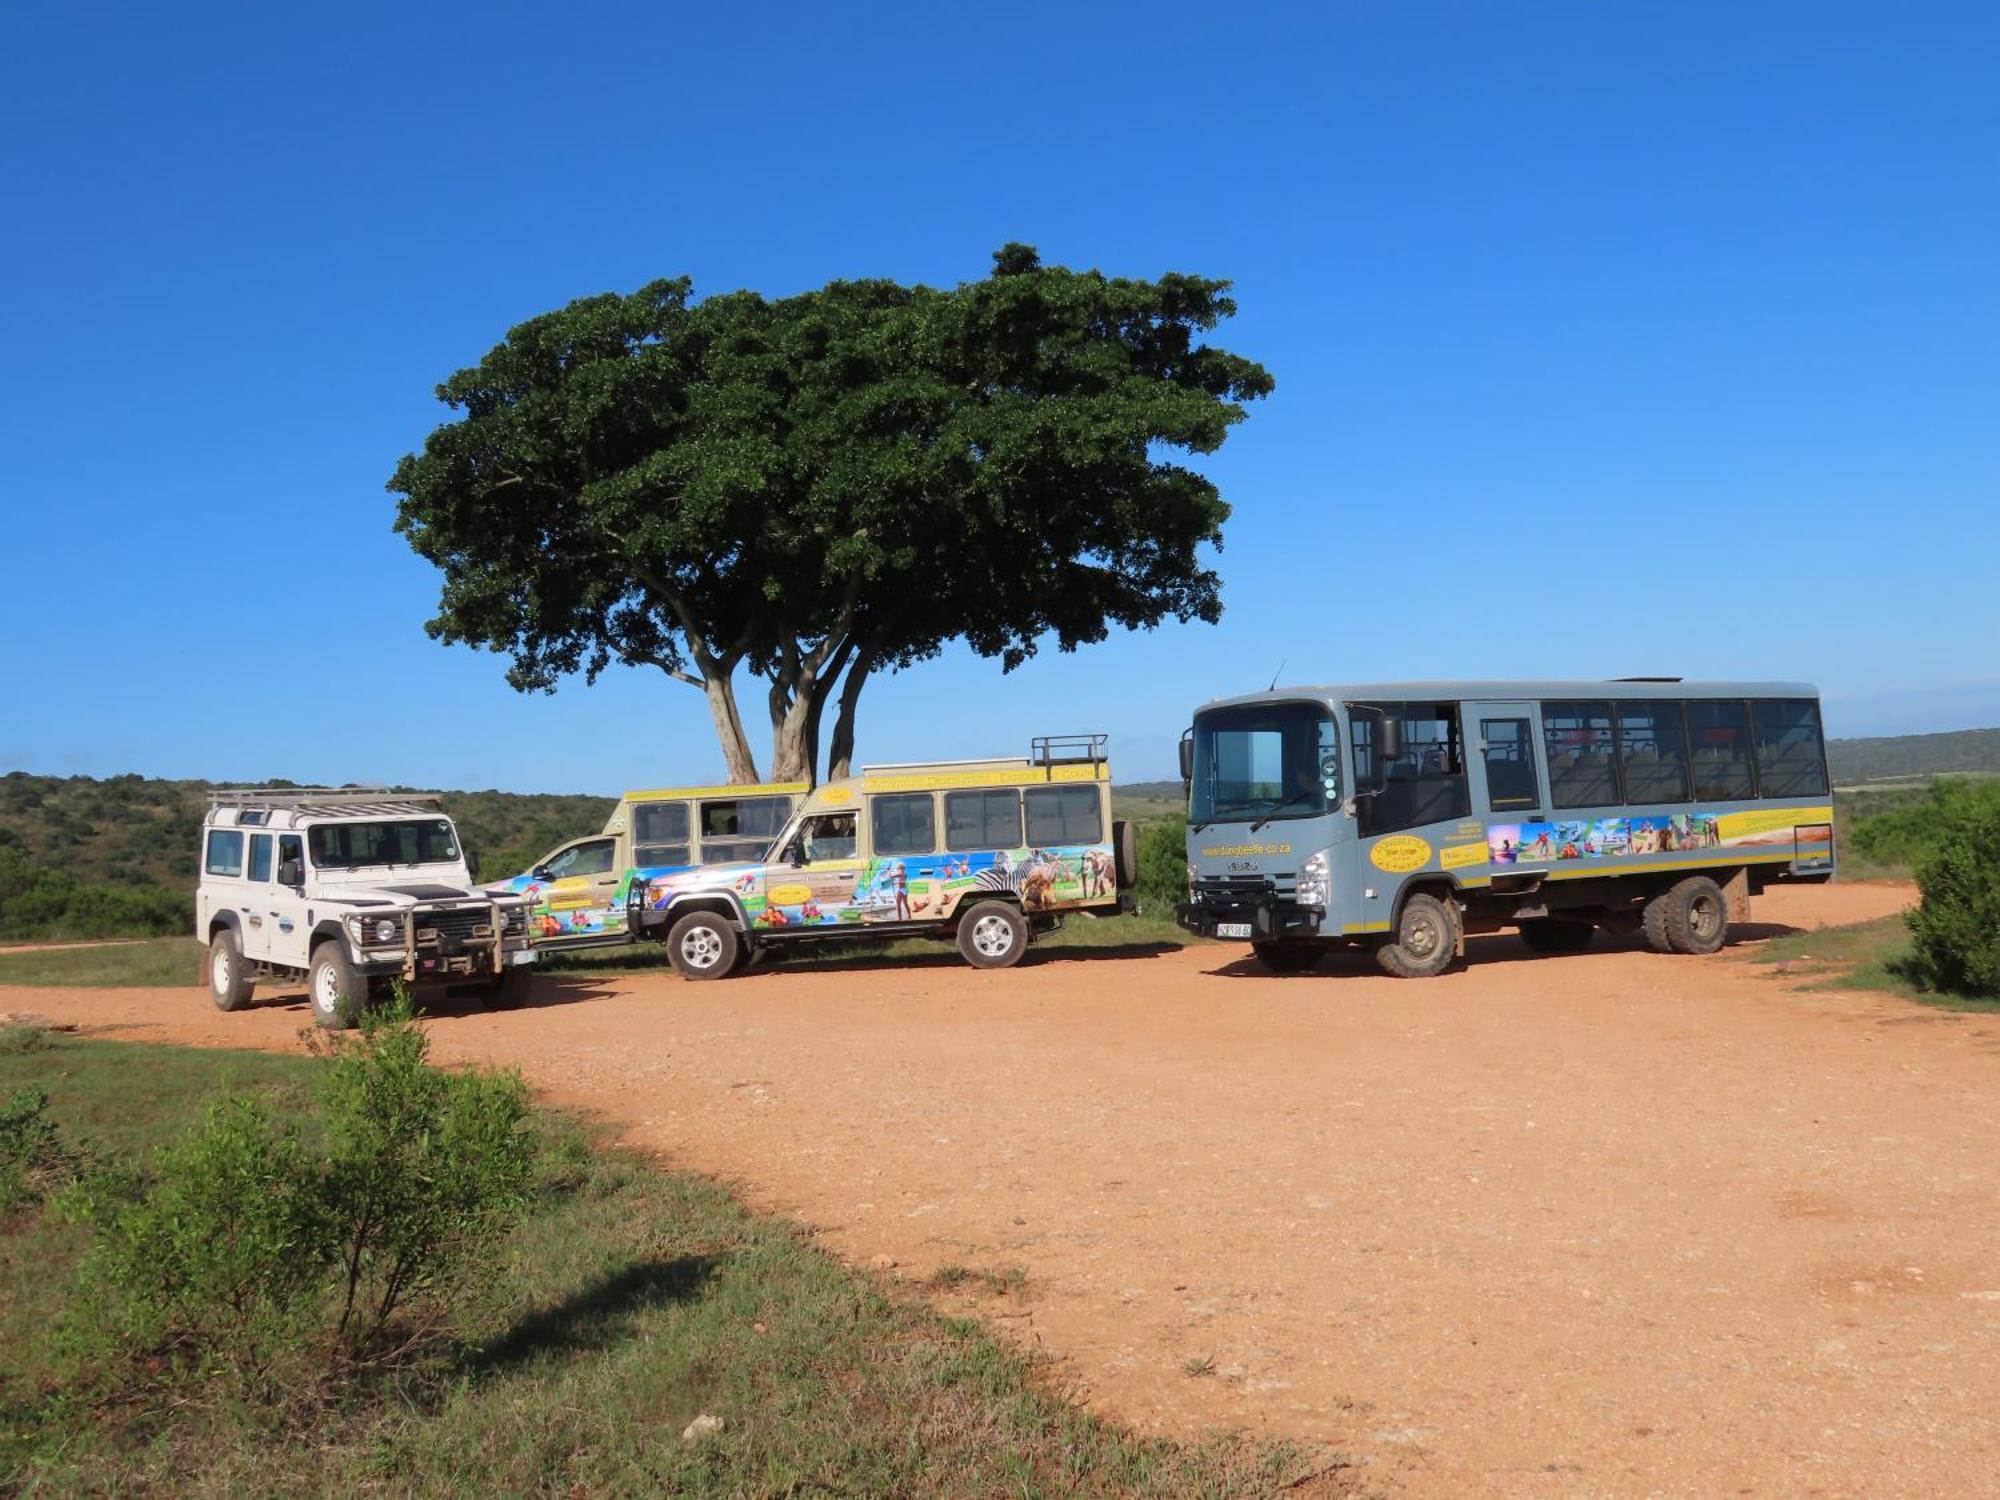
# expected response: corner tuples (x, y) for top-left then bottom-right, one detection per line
(309, 941), (366, 1030)
(1252, 940), (1324, 974)
(957, 900), (1028, 970)
(207, 928), (254, 1012)
(1375, 893), (1460, 979)
(666, 910), (741, 980)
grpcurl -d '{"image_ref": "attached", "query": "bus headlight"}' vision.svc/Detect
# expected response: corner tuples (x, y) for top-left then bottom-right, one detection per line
(1297, 851), (1329, 908)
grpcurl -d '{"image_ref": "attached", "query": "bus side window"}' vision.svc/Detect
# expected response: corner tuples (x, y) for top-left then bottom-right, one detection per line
(1751, 700), (1829, 798)
(1543, 701), (1620, 810)
(1687, 700), (1757, 800)
(1615, 701), (1691, 806)
(945, 789), (1022, 851)
(1479, 718), (1541, 811)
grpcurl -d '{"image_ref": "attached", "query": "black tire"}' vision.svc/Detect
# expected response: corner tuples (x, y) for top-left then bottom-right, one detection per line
(957, 899), (1029, 969)
(1375, 893), (1460, 979)
(1641, 889), (1676, 954)
(484, 966), (532, 1008)
(206, 927), (254, 1012)
(1658, 876), (1728, 955)
(1112, 819), (1140, 891)
(308, 941), (365, 1030)
(1252, 940), (1324, 974)
(1518, 919), (1594, 955)
(665, 910), (741, 980)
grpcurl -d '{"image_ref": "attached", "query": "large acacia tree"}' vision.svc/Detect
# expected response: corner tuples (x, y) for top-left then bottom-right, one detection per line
(390, 245), (1272, 783)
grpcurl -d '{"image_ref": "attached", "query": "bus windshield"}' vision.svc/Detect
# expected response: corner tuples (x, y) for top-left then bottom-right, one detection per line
(1191, 703), (1340, 826)
(309, 819), (461, 869)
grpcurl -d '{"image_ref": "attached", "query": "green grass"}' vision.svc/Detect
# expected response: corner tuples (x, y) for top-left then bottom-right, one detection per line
(0, 937), (200, 988)
(0, 1031), (1341, 1497)
(1746, 915), (2000, 1014)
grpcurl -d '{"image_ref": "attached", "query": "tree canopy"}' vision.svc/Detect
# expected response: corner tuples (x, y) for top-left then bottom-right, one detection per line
(390, 245), (1273, 783)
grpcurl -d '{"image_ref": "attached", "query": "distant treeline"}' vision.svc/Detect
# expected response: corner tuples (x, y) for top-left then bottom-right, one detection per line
(1828, 727), (2000, 784)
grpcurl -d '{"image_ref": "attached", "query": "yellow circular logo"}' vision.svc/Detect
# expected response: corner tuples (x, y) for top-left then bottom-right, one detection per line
(767, 883), (812, 906)
(1369, 835), (1433, 873)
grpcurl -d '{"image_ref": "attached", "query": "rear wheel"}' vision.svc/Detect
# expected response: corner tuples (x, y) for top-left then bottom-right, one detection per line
(666, 910), (741, 980)
(309, 941), (365, 1030)
(1518, 918), (1594, 955)
(1252, 940), (1324, 974)
(1649, 875), (1729, 955)
(957, 900), (1028, 969)
(1375, 893), (1460, 979)
(207, 928), (254, 1012)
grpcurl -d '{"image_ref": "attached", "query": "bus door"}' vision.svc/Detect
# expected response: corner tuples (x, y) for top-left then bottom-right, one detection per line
(1463, 700), (1549, 864)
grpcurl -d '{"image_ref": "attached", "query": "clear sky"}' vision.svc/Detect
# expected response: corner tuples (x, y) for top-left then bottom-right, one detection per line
(3, 1), (1994, 792)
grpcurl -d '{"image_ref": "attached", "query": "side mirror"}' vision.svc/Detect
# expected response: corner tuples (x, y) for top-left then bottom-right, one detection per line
(276, 859), (303, 888)
(466, 850), (483, 880)
(531, 864), (554, 882)
(1178, 731), (1193, 783)
(1377, 717), (1404, 764)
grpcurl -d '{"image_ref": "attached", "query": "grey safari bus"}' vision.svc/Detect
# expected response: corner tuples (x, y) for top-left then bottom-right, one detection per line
(1175, 681), (1834, 977)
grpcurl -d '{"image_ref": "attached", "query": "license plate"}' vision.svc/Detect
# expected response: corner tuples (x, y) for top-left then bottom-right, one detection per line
(1216, 922), (1253, 939)
(510, 949), (539, 966)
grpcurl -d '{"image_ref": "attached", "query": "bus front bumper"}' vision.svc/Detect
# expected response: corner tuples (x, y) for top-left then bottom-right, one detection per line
(1176, 896), (1322, 942)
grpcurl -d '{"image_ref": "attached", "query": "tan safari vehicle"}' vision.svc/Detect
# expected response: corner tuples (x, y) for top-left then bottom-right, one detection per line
(628, 736), (1139, 977)
(490, 782), (806, 949)
(197, 788), (535, 1028)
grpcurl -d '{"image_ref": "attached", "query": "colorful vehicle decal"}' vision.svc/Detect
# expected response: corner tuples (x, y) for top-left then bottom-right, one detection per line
(638, 843), (1117, 930)
(500, 868), (662, 942)
(1483, 806), (1834, 867)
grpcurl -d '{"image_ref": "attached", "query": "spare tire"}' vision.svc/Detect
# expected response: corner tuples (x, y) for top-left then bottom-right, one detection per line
(1112, 819), (1141, 890)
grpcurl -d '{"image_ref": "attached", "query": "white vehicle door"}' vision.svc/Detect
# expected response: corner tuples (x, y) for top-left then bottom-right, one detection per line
(202, 825), (253, 948)
(265, 832), (313, 967)
(240, 831), (277, 960)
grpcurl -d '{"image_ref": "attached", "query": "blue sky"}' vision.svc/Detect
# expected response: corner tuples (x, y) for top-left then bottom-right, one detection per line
(2, 1), (1994, 792)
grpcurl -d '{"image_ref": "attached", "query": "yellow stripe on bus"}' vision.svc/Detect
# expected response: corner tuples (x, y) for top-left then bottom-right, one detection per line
(625, 782), (810, 802)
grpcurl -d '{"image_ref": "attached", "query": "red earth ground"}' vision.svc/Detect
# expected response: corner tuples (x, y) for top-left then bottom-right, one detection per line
(8, 881), (1997, 1498)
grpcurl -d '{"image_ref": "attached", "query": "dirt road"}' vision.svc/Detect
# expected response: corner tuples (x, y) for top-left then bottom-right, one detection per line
(11, 882), (1999, 1497)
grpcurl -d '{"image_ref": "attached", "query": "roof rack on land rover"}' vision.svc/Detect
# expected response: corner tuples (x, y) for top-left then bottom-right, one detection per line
(206, 787), (445, 818)
(1030, 734), (1108, 771)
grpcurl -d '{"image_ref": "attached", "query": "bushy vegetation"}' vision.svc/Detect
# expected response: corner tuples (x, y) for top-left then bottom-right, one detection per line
(0, 843), (190, 941)
(1136, 813), (1189, 913)
(2, 1030), (1332, 1495)
(0, 1082), (80, 1215)
(1902, 783), (2000, 998)
(1843, 776), (2000, 872)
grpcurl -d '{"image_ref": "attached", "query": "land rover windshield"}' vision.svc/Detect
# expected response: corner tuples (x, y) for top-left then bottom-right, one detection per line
(309, 819), (461, 868)
(1190, 703), (1340, 826)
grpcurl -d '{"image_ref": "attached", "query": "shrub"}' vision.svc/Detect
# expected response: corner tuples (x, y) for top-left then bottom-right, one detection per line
(0, 1086), (78, 1214)
(1135, 815), (1188, 913)
(1904, 789), (2000, 998)
(1848, 777), (2000, 872)
(312, 997), (535, 1351)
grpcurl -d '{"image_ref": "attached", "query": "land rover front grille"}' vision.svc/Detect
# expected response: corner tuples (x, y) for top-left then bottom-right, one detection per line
(414, 906), (494, 950)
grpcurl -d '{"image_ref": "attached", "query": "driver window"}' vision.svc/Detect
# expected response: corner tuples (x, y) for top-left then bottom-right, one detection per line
(545, 840), (614, 879)
(798, 813), (857, 862)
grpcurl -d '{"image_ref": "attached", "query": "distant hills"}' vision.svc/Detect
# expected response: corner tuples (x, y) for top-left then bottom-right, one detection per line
(1825, 728), (2000, 785)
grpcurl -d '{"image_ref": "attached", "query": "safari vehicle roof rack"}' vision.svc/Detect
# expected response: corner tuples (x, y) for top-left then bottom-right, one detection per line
(1030, 734), (1108, 773)
(206, 786), (446, 820)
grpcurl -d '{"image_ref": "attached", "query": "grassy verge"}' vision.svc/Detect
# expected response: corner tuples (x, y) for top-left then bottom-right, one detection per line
(1745, 915), (2000, 1014)
(1, 1031), (1340, 1497)
(0, 937), (199, 988)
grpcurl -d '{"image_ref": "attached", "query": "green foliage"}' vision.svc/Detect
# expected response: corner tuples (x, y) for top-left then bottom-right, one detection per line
(1846, 776), (2000, 872)
(1136, 814), (1189, 913)
(389, 246), (1276, 781)
(63, 998), (533, 1393)
(0, 841), (189, 941)
(312, 997), (535, 1346)
(0, 1086), (78, 1214)
(66, 1096), (325, 1372)
(1829, 728), (2000, 783)
(1903, 786), (2000, 998)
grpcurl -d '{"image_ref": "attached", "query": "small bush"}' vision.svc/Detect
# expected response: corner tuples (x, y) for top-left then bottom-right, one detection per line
(1135, 815), (1188, 913)
(0, 1024), (54, 1055)
(1904, 791), (2000, 998)
(0, 1086), (78, 1214)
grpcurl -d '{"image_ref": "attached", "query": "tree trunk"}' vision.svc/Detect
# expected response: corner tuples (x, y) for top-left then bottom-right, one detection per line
(701, 674), (762, 784)
(826, 643), (880, 782)
(766, 677), (818, 784)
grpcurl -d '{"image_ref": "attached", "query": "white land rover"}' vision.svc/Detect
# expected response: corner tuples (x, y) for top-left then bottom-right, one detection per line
(196, 788), (535, 1028)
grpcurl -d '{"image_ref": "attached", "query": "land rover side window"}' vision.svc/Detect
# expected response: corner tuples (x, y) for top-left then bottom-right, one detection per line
(1615, 701), (1692, 806)
(632, 801), (691, 868)
(700, 795), (792, 865)
(944, 789), (1022, 852)
(205, 829), (244, 877)
(1479, 718), (1540, 811)
(548, 839), (615, 879)
(1752, 699), (1829, 798)
(1025, 786), (1102, 845)
(799, 813), (858, 862)
(871, 793), (936, 857)
(246, 833), (273, 883)
(1190, 703), (1338, 824)
(1542, 701), (1620, 809)
(309, 819), (459, 868)
(1687, 700), (1757, 800)
(1355, 703), (1470, 836)
(277, 835), (303, 879)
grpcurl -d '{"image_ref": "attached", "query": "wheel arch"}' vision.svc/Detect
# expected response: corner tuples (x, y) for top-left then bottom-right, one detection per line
(1390, 875), (1464, 930)
(206, 909), (242, 941)
(663, 893), (751, 931)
